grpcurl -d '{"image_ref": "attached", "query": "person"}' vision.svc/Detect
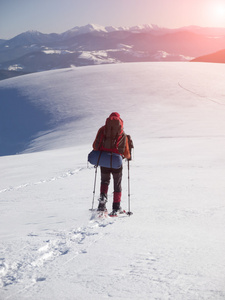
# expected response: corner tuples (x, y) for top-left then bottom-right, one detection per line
(92, 112), (133, 214)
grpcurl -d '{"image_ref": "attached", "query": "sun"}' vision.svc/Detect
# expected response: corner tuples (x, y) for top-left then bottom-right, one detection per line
(213, 4), (225, 18)
(207, 2), (225, 26)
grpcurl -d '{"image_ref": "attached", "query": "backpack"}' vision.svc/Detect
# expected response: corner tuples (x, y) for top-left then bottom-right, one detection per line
(102, 112), (124, 152)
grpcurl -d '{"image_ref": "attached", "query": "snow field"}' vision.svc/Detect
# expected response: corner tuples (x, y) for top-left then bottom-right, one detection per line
(0, 62), (225, 299)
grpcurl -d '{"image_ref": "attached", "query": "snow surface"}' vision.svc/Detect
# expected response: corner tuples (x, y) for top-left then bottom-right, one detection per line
(78, 51), (118, 64)
(7, 65), (24, 71)
(0, 62), (225, 299)
(42, 50), (74, 55)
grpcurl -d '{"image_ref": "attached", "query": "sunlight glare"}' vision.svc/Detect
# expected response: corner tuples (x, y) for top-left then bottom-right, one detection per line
(213, 3), (225, 19)
(207, 2), (225, 26)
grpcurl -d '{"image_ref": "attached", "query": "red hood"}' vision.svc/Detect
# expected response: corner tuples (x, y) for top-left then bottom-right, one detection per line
(109, 112), (120, 118)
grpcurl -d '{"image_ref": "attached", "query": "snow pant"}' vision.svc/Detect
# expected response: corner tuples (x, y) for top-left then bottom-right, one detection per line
(100, 166), (122, 209)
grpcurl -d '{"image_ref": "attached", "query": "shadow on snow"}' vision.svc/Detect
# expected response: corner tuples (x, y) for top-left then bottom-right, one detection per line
(0, 87), (53, 156)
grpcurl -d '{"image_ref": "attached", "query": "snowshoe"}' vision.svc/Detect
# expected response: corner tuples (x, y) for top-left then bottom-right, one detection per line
(108, 207), (125, 217)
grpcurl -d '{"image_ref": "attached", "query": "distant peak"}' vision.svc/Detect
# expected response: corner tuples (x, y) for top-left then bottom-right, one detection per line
(129, 24), (163, 32)
(84, 24), (107, 31)
(65, 24), (107, 35)
(25, 30), (41, 35)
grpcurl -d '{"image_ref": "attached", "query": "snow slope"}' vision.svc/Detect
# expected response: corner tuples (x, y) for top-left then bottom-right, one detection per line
(0, 62), (225, 299)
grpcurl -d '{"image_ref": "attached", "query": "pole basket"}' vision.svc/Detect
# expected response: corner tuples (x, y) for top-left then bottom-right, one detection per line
(126, 211), (133, 216)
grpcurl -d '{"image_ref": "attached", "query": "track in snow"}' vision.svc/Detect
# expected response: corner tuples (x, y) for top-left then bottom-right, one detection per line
(1, 210), (115, 299)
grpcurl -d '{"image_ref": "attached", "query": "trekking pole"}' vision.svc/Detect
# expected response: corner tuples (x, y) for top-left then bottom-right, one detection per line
(90, 151), (103, 211)
(127, 159), (133, 216)
(91, 166), (98, 210)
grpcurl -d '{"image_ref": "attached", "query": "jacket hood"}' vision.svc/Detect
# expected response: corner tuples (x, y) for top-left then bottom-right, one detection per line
(109, 112), (120, 118)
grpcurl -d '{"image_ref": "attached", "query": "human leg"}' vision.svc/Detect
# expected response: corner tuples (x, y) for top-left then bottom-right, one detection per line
(98, 167), (111, 211)
(112, 166), (123, 211)
(100, 167), (111, 196)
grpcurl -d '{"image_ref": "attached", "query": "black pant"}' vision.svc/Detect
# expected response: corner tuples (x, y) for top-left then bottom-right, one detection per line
(100, 166), (122, 193)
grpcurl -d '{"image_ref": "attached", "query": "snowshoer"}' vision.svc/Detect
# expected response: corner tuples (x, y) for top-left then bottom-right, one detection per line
(92, 112), (133, 214)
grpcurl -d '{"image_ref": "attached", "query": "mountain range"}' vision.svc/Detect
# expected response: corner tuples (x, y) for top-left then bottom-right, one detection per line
(1, 23), (225, 80)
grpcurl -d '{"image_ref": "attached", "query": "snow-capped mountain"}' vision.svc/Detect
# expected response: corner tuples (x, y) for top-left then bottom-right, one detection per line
(61, 24), (109, 38)
(3, 30), (59, 47)
(61, 23), (164, 37)
(1, 23), (225, 80)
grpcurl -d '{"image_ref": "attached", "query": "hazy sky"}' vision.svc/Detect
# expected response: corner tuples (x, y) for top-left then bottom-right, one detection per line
(1, 0), (225, 39)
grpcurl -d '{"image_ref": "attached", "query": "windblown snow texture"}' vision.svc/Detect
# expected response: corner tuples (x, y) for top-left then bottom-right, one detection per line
(0, 62), (225, 300)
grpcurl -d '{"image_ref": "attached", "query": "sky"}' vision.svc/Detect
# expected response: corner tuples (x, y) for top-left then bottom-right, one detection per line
(1, 0), (225, 39)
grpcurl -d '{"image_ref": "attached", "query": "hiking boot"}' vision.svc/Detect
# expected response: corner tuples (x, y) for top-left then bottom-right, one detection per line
(109, 202), (123, 215)
(97, 193), (107, 211)
(112, 202), (121, 212)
